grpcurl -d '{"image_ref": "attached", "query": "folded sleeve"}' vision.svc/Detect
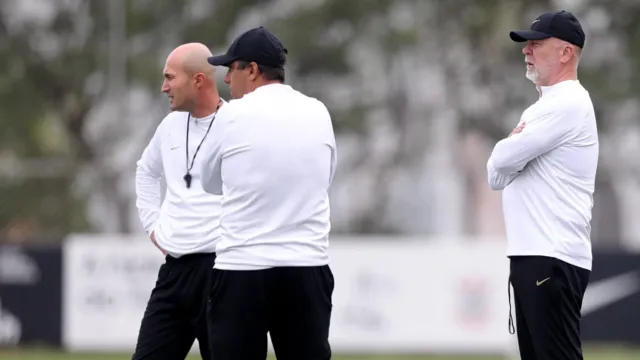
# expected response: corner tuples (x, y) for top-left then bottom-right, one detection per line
(486, 158), (520, 190)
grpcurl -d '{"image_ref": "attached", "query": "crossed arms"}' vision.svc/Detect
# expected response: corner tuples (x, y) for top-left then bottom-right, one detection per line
(486, 101), (581, 190)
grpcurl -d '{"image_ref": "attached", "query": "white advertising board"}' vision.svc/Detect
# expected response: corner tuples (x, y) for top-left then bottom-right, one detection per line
(328, 239), (511, 354)
(62, 234), (169, 352)
(63, 235), (512, 354)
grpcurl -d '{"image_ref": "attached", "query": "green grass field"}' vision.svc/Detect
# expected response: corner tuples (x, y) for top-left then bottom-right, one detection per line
(2, 346), (639, 360)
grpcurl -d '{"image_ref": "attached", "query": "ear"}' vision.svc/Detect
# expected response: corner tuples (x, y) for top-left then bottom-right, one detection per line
(561, 44), (574, 64)
(194, 73), (206, 88)
(248, 62), (260, 81)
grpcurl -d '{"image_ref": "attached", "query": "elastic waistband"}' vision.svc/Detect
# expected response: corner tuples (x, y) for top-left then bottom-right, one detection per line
(166, 252), (216, 264)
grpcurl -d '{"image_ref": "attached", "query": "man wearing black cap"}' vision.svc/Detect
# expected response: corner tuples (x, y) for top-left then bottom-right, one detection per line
(200, 26), (336, 360)
(486, 10), (598, 360)
(208, 26), (289, 100)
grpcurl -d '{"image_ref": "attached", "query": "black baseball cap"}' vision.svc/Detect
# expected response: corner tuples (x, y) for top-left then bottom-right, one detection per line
(509, 10), (585, 48)
(208, 26), (288, 68)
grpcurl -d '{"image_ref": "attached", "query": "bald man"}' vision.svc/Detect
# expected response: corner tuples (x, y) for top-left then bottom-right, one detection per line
(132, 43), (226, 360)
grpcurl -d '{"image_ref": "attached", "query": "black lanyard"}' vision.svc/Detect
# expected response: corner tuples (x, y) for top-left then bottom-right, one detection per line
(183, 99), (223, 189)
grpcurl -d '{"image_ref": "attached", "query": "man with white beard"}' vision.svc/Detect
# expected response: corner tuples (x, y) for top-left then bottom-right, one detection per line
(486, 10), (599, 360)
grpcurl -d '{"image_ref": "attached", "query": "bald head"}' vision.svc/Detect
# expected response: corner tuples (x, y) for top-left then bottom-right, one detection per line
(166, 42), (215, 80)
(162, 43), (220, 114)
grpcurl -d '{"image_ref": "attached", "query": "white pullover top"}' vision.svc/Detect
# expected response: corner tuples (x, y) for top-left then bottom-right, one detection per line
(199, 84), (337, 270)
(136, 106), (226, 257)
(487, 80), (598, 270)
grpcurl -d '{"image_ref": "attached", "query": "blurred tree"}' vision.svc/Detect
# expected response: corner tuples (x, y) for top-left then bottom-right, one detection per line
(428, 0), (555, 234)
(1, 0), (638, 241)
(577, 0), (640, 247)
(0, 0), (272, 236)
(263, 0), (426, 233)
(431, 0), (555, 139)
(431, 0), (631, 241)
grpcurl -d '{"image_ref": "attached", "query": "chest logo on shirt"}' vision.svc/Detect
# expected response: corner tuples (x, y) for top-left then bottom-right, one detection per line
(170, 146), (180, 151)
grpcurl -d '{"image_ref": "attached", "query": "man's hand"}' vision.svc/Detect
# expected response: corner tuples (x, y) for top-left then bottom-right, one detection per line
(509, 122), (526, 137)
(150, 231), (167, 255)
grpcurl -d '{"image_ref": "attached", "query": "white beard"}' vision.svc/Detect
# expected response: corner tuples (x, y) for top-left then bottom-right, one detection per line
(526, 66), (539, 84)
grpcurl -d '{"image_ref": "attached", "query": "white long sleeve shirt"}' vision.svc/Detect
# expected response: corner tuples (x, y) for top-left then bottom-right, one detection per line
(199, 84), (337, 270)
(135, 107), (226, 257)
(487, 80), (598, 270)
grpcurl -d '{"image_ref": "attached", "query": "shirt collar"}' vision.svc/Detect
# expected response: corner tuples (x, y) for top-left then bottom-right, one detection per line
(191, 99), (226, 122)
(251, 83), (291, 95)
(539, 80), (580, 97)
